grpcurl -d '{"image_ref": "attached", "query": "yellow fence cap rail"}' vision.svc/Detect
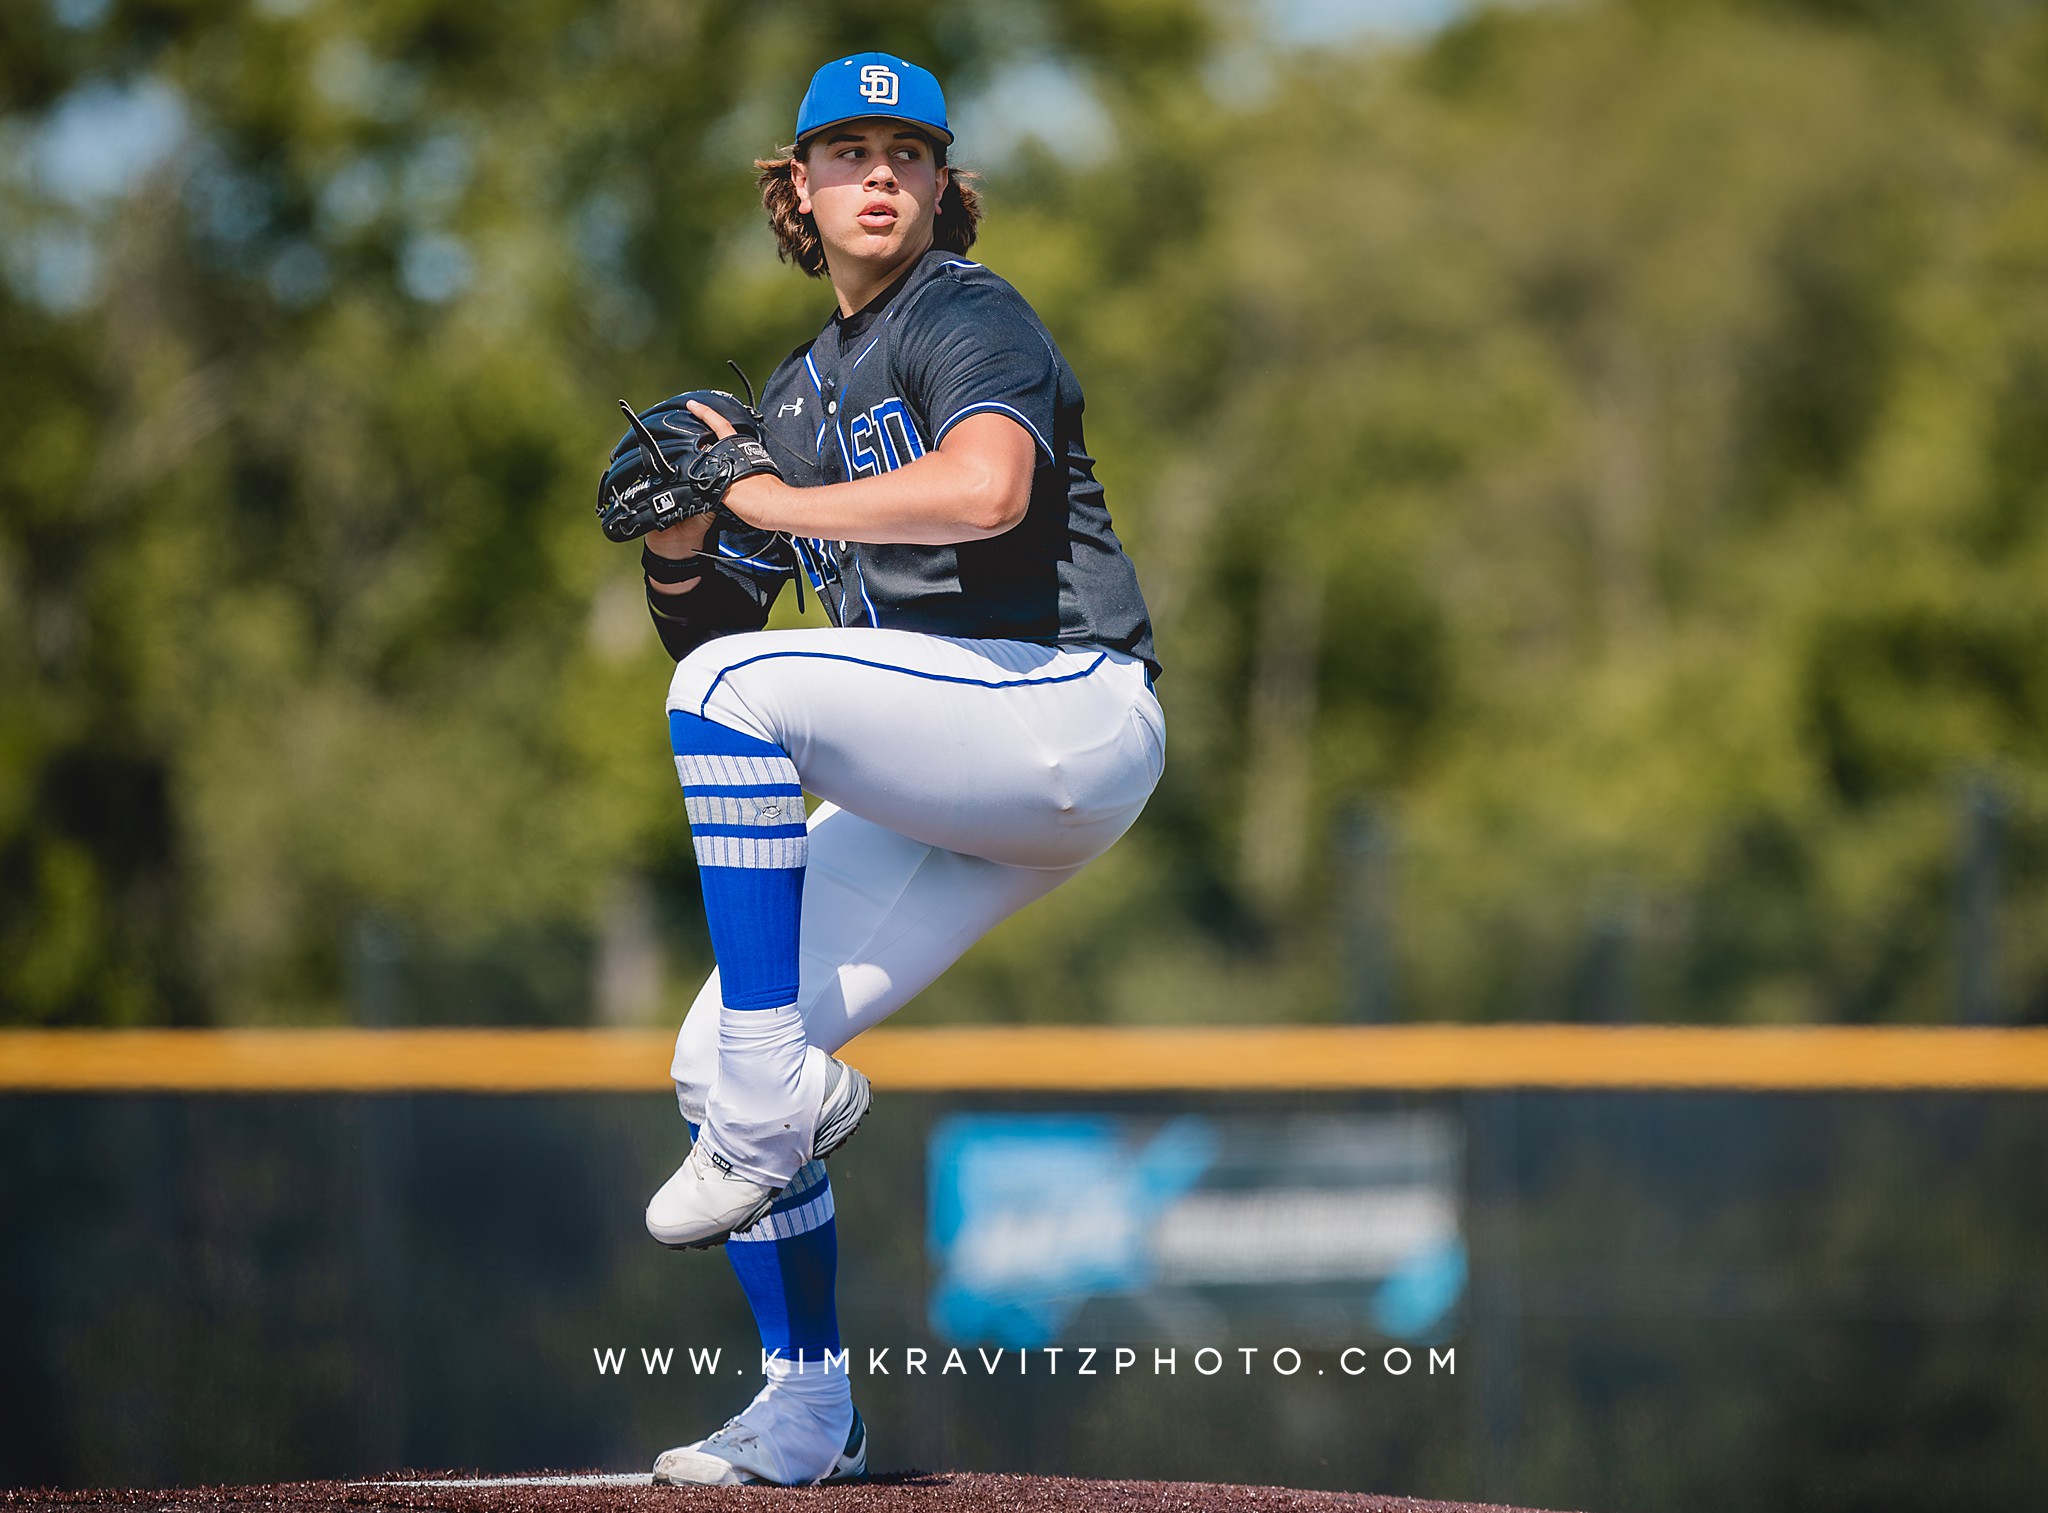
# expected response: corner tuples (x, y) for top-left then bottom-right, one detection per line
(3, 1024), (2047, 1093)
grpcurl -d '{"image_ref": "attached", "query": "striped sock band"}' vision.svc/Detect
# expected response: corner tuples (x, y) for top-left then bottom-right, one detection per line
(668, 710), (807, 1011)
(728, 1160), (842, 1361)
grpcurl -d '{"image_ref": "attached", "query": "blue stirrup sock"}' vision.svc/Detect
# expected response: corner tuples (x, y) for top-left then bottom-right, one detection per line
(727, 1157), (845, 1366)
(670, 709), (818, 1185)
(680, 1114), (843, 1368)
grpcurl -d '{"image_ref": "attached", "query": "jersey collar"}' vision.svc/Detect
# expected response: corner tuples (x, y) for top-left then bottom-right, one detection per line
(833, 259), (919, 346)
(821, 245), (971, 355)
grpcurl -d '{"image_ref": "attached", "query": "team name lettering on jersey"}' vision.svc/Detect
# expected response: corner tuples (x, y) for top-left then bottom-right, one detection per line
(846, 397), (927, 476)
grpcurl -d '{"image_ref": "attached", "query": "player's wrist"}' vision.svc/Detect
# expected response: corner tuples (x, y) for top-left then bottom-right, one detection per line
(643, 544), (706, 597)
(721, 473), (791, 530)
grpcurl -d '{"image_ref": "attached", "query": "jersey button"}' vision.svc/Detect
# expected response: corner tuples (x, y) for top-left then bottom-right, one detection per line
(826, 401), (838, 415)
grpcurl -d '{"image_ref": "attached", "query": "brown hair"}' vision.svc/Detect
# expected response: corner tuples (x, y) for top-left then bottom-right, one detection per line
(755, 136), (983, 279)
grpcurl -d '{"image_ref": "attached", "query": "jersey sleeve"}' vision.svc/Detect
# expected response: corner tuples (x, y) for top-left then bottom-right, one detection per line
(901, 280), (1059, 462)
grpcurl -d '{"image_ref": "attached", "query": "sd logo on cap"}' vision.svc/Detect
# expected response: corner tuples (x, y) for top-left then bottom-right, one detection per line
(796, 52), (952, 146)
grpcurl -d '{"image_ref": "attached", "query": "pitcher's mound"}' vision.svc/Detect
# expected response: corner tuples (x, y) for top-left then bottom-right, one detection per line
(4, 1471), (1574, 1513)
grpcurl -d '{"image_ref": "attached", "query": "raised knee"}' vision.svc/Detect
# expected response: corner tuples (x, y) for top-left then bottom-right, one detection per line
(666, 642), (730, 719)
(672, 1072), (709, 1128)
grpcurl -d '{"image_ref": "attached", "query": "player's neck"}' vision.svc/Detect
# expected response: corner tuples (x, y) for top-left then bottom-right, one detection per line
(827, 227), (935, 318)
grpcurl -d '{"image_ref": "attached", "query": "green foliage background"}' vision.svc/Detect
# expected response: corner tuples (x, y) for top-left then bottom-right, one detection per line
(5, 0), (2048, 1028)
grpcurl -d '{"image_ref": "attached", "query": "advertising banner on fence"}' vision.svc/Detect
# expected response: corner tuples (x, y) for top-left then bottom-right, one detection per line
(927, 1111), (1466, 1348)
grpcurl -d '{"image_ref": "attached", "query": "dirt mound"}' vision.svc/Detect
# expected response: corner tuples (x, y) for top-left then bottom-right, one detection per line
(3, 1471), (1570, 1513)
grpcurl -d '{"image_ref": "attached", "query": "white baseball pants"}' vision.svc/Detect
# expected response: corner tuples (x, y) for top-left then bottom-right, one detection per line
(663, 627), (1164, 1116)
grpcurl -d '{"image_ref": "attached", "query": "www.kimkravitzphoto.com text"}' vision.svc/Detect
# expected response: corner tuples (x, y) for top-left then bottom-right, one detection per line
(593, 1345), (1457, 1379)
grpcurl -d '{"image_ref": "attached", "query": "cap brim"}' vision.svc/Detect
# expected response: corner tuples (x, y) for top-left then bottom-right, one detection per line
(796, 113), (954, 148)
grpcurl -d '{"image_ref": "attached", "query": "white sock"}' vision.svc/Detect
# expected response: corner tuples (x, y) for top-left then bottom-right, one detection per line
(706, 1002), (820, 1185)
(759, 1352), (853, 1453)
(765, 1350), (852, 1403)
(717, 1354), (850, 1482)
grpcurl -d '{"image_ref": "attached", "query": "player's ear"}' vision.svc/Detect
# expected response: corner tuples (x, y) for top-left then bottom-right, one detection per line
(790, 157), (812, 216)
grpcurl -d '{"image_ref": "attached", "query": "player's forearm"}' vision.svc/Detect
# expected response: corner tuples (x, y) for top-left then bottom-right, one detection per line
(726, 449), (1028, 545)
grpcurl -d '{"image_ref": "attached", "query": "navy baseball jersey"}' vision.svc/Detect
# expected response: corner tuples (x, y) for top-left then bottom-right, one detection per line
(720, 247), (1158, 677)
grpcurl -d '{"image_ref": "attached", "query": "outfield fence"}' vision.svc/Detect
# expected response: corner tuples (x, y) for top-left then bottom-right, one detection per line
(3, 1024), (2047, 1091)
(6, 1027), (2046, 1508)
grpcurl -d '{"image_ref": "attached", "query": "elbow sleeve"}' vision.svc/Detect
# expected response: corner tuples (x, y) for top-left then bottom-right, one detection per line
(644, 547), (778, 661)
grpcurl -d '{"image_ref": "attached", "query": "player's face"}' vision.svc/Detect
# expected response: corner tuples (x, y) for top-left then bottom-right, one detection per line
(793, 121), (949, 279)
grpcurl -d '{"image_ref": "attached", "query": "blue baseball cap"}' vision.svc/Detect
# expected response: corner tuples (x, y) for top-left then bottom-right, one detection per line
(795, 53), (952, 148)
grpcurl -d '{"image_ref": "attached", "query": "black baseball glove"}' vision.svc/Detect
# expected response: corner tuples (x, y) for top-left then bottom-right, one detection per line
(596, 388), (782, 544)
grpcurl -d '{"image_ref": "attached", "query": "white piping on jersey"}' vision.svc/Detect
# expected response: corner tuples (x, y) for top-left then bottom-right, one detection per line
(832, 419), (858, 482)
(803, 352), (828, 456)
(889, 262), (983, 327)
(805, 534), (839, 616)
(815, 421), (859, 625)
(937, 400), (1054, 461)
(837, 555), (860, 624)
(850, 335), (882, 370)
(716, 541), (786, 573)
(787, 535), (824, 595)
(852, 551), (879, 625)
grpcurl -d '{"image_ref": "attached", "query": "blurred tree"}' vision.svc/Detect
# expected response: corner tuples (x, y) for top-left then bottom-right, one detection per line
(3, 0), (2046, 1026)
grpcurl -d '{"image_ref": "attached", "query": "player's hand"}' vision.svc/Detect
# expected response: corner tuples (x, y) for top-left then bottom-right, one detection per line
(645, 513), (715, 578)
(687, 400), (784, 526)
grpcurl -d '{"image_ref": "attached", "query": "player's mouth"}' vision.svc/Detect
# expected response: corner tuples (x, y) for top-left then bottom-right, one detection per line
(856, 200), (898, 228)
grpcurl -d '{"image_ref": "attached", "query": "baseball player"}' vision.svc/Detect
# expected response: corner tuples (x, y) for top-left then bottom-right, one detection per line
(595, 52), (1162, 1485)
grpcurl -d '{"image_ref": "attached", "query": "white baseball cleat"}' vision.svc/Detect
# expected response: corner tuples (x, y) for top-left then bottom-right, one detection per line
(810, 1053), (873, 1161)
(652, 1400), (866, 1486)
(645, 1053), (872, 1250)
(644, 1139), (778, 1250)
